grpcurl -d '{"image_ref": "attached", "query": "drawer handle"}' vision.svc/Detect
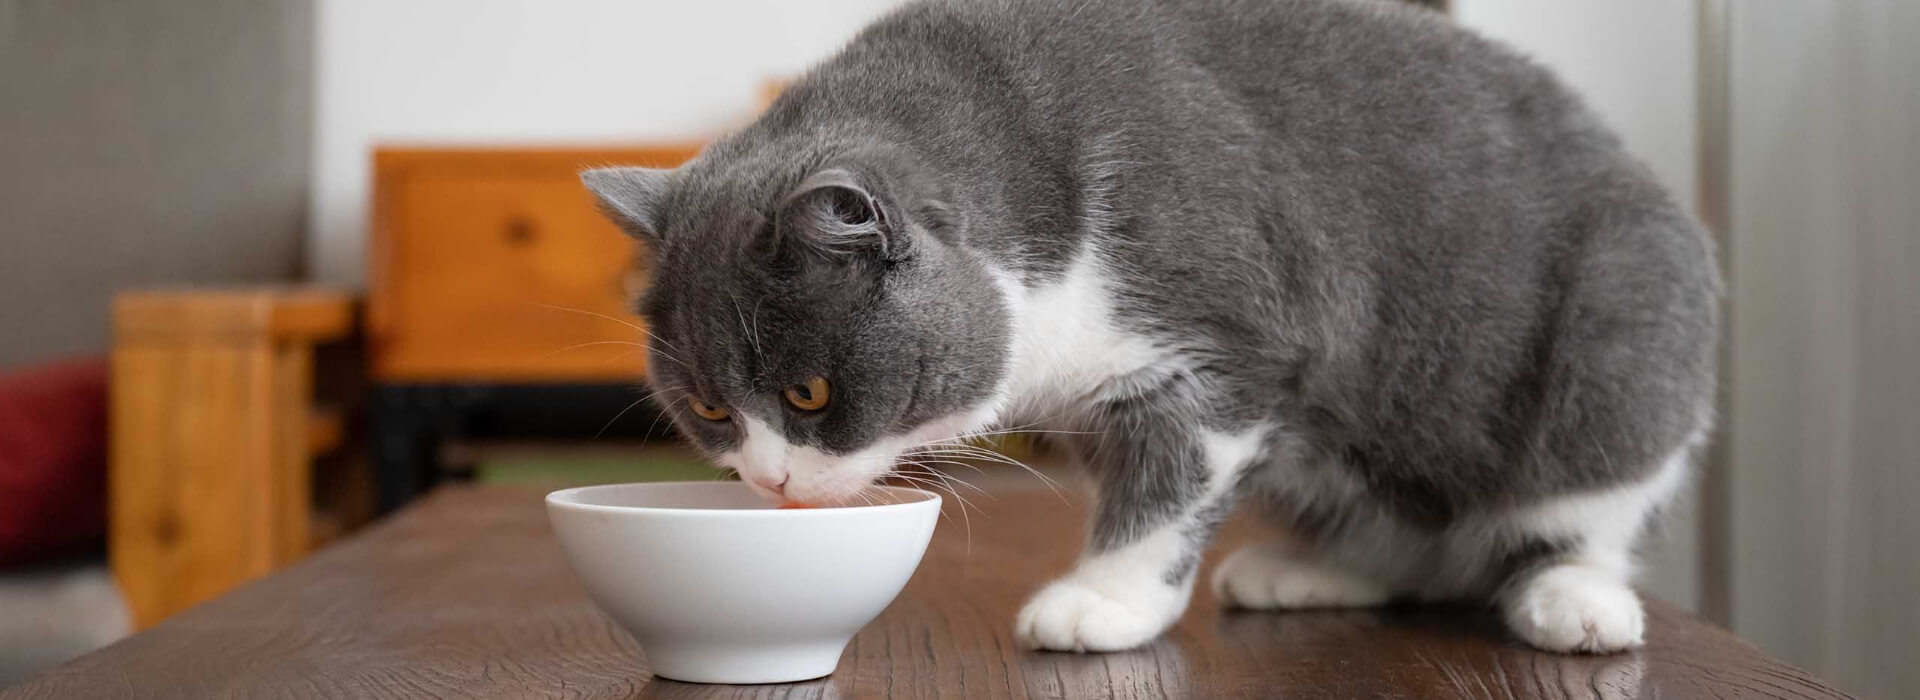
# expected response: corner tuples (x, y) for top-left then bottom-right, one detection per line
(504, 217), (536, 246)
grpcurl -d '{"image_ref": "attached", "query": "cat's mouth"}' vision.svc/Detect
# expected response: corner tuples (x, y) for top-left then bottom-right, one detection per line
(775, 454), (974, 508)
(726, 441), (900, 507)
(731, 450), (956, 509)
(723, 404), (1008, 507)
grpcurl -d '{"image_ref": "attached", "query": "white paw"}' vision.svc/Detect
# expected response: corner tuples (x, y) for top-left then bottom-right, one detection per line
(1015, 578), (1183, 652)
(1211, 545), (1393, 609)
(1504, 565), (1645, 653)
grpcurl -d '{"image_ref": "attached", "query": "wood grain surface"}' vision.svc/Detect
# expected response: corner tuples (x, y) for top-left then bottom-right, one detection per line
(368, 146), (700, 383)
(8, 478), (1850, 699)
(109, 287), (356, 630)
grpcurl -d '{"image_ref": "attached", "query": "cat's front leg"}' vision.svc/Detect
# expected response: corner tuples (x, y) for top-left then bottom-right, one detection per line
(1015, 403), (1267, 652)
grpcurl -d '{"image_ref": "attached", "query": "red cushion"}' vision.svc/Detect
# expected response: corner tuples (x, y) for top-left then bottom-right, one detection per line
(0, 357), (108, 568)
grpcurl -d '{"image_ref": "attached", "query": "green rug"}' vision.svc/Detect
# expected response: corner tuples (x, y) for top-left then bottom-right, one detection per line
(476, 454), (729, 487)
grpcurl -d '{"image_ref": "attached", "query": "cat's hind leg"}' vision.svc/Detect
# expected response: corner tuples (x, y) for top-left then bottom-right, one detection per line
(1495, 437), (1694, 653)
(1211, 451), (1415, 611)
(1211, 541), (1396, 610)
(1014, 410), (1270, 652)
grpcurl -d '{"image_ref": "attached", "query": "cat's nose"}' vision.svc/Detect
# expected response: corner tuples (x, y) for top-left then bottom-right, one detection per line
(750, 472), (789, 494)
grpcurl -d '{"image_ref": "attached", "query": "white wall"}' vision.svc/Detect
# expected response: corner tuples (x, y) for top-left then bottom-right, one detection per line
(1456, 0), (1703, 612)
(1455, 1), (1700, 211)
(310, 0), (905, 284)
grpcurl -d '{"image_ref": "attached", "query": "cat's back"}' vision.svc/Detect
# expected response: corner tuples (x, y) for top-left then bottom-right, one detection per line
(835, 0), (1633, 223)
(871, 0), (1584, 123)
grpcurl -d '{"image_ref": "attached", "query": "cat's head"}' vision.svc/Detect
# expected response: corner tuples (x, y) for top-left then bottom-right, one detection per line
(582, 146), (1008, 505)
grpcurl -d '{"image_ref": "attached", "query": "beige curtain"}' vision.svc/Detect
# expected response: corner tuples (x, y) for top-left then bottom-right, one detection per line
(1719, 2), (1920, 697)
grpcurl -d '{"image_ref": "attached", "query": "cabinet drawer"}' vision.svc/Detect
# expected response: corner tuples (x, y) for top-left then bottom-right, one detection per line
(370, 147), (699, 382)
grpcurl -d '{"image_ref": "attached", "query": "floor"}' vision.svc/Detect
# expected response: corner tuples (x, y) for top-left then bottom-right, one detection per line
(0, 557), (128, 686)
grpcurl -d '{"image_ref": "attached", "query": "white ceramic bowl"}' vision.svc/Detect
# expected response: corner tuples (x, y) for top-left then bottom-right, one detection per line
(546, 482), (941, 684)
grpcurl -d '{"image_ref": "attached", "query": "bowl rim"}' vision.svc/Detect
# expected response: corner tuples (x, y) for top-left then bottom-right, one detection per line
(545, 481), (942, 518)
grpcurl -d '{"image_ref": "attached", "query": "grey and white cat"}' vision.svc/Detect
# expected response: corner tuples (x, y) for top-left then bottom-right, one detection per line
(582, 0), (1716, 654)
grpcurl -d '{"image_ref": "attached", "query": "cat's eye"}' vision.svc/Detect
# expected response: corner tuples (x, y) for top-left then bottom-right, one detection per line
(784, 376), (831, 412)
(687, 396), (731, 421)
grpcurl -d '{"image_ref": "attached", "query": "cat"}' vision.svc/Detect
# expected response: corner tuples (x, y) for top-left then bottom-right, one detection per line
(581, 0), (1717, 655)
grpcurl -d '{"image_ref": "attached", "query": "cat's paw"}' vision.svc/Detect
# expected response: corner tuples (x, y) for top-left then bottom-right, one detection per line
(1211, 545), (1393, 609)
(1014, 578), (1183, 652)
(1503, 565), (1645, 653)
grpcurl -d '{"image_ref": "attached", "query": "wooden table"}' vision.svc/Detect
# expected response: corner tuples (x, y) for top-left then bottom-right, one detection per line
(5, 480), (1849, 699)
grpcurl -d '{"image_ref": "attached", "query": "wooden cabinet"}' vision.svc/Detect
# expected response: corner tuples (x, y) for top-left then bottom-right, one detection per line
(369, 147), (701, 383)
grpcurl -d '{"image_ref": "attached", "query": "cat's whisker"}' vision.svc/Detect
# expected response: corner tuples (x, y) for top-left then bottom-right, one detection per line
(926, 473), (983, 562)
(913, 467), (979, 559)
(604, 349), (648, 365)
(902, 413), (1090, 460)
(912, 441), (1029, 462)
(921, 449), (1063, 488)
(900, 446), (992, 473)
(889, 463), (979, 508)
(885, 471), (957, 526)
(970, 412), (1075, 436)
(535, 339), (649, 361)
(728, 293), (767, 367)
(894, 468), (985, 520)
(953, 428), (1094, 440)
(643, 405), (675, 437)
(749, 295), (768, 364)
(535, 303), (688, 365)
(846, 483), (879, 508)
(911, 445), (1037, 471)
(594, 399), (647, 440)
(645, 401), (692, 439)
(916, 456), (987, 476)
(909, 446), (1069, 503)
(631, 384), (688, 407)
(888, 467), (974, 554)
(891, 461), (994, 498)
(595, 381), (685, 441)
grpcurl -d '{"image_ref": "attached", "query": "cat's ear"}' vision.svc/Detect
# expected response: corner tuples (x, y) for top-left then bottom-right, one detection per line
(581, 167), (672, 240)
(775, 167), (903, 261)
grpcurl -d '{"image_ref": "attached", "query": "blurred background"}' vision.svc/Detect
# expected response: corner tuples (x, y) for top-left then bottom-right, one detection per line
(1, 0), (1914, 695)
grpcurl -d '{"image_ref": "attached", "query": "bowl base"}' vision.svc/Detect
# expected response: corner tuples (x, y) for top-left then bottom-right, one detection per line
(644, 638), (848, 685)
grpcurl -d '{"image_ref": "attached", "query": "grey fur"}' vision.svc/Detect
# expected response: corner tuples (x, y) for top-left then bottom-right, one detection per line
(580, 167), (673, 235)
(584, 0), (1717, 648)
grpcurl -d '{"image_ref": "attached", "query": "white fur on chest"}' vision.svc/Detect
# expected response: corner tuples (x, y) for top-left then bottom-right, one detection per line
(987, 248), (1178, 425)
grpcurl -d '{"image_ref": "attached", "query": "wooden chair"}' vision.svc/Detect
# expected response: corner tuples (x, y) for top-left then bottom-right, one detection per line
(110, 288), (355, 629)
